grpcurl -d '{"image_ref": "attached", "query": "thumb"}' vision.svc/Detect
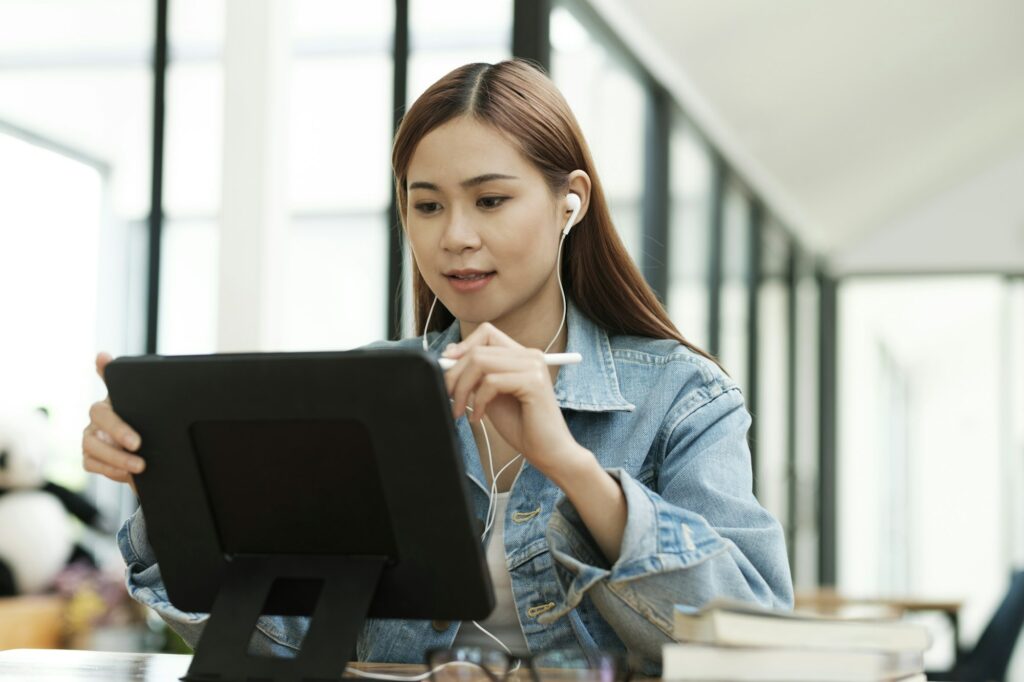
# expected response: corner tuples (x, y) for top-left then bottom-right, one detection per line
(95, 351), (114, 382)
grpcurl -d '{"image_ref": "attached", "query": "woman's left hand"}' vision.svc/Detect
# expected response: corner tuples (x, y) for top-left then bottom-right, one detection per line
(442, 322), (585, 478)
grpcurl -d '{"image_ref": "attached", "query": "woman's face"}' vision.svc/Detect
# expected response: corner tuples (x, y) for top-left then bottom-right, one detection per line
(405, 116), (568, 332)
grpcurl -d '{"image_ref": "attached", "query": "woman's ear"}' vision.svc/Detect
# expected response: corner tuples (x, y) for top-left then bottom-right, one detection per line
(564, 170), (592, 230)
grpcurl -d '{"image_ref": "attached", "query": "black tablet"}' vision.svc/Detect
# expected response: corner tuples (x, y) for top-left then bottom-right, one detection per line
(105, 348), (493, 679)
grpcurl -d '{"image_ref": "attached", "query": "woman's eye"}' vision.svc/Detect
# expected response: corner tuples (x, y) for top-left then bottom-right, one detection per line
(478, 196), (508, 209)
(415, 202), (441, 214)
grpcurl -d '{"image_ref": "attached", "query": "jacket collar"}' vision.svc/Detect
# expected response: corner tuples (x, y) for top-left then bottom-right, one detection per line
(425, 297), (635, 413)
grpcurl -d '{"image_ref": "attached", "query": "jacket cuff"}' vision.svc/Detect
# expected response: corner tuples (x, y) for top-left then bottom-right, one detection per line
(542, 468), (727, 623)
(116, 508), (209, 625)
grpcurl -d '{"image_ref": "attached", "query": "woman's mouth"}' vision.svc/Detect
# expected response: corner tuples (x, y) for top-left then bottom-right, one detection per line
(446, 271), (496, 292)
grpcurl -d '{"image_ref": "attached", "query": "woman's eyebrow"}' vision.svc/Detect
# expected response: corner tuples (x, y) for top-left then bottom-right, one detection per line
(408, 173), (519, 192)
(461, 173), (518, 188)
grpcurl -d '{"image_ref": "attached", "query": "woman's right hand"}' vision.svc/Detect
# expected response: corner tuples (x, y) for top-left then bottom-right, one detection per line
(82, 352), (145, 494)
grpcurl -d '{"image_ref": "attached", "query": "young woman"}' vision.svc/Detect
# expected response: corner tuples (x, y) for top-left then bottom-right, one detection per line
(83, 59), (792, 669)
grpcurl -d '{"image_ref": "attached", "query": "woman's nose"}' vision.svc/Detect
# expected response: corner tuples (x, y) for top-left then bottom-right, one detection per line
(439, 208), (482, 252)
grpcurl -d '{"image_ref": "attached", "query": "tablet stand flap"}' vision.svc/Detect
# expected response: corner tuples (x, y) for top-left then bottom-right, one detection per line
(183, 554), (387, 682)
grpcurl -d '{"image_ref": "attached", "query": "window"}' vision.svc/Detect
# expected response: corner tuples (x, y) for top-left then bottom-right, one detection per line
(283, 0), (396, 350)
(551, 5), (644, 264)
(0, 0), (153, 492)
(755, 218), (791, 523)
(838, 276), (1021, 666)
(407, 0), (512, 104)
(668, 114), (713, 350)
(159, 0), (224, 354)
(718, 181), (753, 393)
(163, 1), (399, 353)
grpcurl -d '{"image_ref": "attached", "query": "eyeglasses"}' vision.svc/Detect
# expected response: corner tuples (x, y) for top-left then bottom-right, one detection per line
(424, 646), (633, 682)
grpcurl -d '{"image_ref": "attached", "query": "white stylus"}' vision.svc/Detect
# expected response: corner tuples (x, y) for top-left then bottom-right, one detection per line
(438, 352), (582, 371)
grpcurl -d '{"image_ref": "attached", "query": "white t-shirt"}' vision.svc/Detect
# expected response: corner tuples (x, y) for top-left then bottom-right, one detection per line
(451, 492), (529, 653)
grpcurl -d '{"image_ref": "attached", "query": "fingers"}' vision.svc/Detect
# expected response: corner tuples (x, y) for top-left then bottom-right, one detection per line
(83, 396), (144, 486)
(471, 372), (524, 423)
(82, 429), (145, 476)
(83, 454), (134, 483)
(83, 452), (140, 495)
(87, 353), (140, 489)
(446, 347), (548, 420)
(95, 351), (113, 382)
(88, 400), (141, 451)
(446, 348), (534, 419)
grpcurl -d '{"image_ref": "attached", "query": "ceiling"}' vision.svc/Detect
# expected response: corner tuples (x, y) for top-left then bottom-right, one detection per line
(598, 0), (1024, 260)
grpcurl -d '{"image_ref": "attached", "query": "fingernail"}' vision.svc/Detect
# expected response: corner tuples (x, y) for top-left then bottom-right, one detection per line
(131, 459), (145, 473)
(124, 433), (140, 450)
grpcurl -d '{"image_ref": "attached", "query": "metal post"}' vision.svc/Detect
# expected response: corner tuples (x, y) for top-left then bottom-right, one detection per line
(785, 242), (799, 578)
(641, 84), (670, 302)
(817, 268), (838, 586)
(747, 200), (763, 485)
(707, 156), (725, 356)
(145, 0), (168, 354)
(388, 0), (409, 340)
(512, 0), (551, 71)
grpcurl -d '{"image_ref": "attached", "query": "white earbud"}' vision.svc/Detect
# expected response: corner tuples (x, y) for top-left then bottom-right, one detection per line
(562, 192), (582, 236)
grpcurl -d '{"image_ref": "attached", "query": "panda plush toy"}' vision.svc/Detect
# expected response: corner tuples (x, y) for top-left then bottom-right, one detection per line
(0, 408), (110, 597)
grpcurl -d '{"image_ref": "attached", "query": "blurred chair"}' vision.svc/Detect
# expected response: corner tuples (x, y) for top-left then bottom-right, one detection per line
(928, 569), (1024, 682)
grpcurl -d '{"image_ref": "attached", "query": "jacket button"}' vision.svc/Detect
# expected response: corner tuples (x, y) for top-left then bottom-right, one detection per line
(431, 620), (450, 632)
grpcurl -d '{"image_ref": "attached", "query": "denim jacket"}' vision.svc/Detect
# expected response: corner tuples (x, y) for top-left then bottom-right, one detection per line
(117, 297), (793, 670)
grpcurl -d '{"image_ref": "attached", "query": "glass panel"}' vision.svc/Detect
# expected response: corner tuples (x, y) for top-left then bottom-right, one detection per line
(159, 0), (224, 353)
(292, 0), (391, 48)
(0, 133), (104, 487)
(410, 0), (512, 43)
(0, 68), (153, 218)
(0, 2), (153, 493)
(282, 216), (389, 351)
(408, 48), (509, 105)
(755, 219), (790, 524)
(158, 220), (219, 355)
(407, 0), (512, 104)
(288, 54), (393, 213)
(164, 59), (223, 217)
(0, 0), (152, 57)
(551, 6), (644, 263)
(169, 0), (224, 55)
(668, 115), (712, 350)
(719, 182), (752, 393)
(284, 1), (396, 347)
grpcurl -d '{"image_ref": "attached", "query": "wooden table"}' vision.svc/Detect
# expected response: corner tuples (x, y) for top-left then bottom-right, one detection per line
(0, 649), (650, 681)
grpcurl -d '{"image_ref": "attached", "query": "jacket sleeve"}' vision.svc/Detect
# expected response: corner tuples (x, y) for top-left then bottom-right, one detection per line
(542, 384), (794, 663)
(116, 508), (308, 657)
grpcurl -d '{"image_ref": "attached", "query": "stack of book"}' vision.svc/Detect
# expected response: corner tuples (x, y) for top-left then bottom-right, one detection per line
(662, 599), (931, 682)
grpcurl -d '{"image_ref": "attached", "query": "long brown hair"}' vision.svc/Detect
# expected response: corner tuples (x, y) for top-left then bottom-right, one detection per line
(392, 58), (714, 362)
